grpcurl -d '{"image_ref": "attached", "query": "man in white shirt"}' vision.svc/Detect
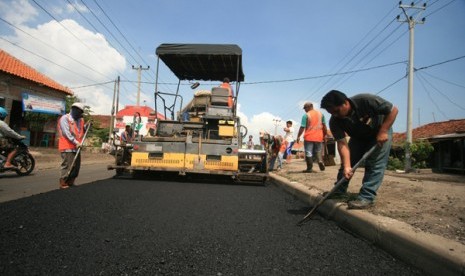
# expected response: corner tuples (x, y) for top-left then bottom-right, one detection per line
(283, 120), (295, 163)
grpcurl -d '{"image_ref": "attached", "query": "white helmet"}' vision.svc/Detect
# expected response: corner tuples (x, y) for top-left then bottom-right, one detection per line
(71, 102), (85, 111)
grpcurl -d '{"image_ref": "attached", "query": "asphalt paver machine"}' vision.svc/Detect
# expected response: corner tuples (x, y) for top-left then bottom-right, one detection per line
(109, 43), (268, 184)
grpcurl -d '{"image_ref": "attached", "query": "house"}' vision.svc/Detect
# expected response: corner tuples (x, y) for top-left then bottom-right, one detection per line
(114, 105), (165, 137)
(394, 119), (465, 174)
(0, 49), (72, 147)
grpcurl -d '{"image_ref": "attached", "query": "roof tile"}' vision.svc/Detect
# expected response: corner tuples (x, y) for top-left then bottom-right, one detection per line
(0, 49), (72, 95)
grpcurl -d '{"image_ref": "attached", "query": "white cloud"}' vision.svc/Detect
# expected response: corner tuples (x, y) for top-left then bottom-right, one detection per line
(0, 1), (127, 116)
(0, 0), (38, 26)
(66, 1), (88, 13)
(236, 104), (298, 145)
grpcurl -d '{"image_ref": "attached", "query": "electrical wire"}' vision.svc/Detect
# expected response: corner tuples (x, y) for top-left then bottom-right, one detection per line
(1, 36), (97, 83)
(420, 71), (465, 89)
(0, 16), (112, 81)
(30, 0), (134, 90)
(417, 71), (465, 111)
(416, 72), (449, 120)
(244, 61), (406, 85)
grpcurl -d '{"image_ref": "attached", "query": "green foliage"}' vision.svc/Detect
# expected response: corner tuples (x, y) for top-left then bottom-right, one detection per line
(387, 156), (404, 170)
(90, 127), (110, 146)
(388, 140), (434, 170)
(410, 141), (434, 168)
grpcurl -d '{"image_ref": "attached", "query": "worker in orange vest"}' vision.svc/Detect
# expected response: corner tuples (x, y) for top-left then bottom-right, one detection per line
(57, 102), (86, 189)
(296, 102), (327, 173)
(220, 77), (234, 108)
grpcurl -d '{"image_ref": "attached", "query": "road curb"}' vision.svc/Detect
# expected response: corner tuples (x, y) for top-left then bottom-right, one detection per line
(269, 173), (465, 276)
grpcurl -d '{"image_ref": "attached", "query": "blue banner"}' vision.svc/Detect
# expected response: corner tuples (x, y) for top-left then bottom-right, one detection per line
(22, 92), (65, 115)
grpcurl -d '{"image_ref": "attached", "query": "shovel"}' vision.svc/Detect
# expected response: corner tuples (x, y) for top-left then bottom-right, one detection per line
(297, 145), (378, 226)
(63, 121), (92, 181)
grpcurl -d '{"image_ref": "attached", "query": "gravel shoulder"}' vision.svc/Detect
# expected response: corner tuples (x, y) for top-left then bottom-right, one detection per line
(274, 158), (465, 246)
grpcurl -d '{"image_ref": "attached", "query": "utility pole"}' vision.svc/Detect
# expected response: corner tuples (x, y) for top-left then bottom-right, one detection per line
(397, 1), (426, 172)
(132, 65), (150, 106)
(272, 118), (281, 135)
(108, 78), (117, 142)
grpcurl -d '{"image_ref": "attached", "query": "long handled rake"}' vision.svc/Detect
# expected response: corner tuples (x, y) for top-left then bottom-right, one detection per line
(297, 145), (378, 226)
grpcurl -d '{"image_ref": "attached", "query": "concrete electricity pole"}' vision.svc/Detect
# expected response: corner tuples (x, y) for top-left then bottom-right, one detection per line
(397, 1), (426, 172)
(132, 65), (150, 106)
(273, 118), (281, 135)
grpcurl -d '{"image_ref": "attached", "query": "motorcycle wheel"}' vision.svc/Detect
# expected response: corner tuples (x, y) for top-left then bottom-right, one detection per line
(12, 152), (35, 176)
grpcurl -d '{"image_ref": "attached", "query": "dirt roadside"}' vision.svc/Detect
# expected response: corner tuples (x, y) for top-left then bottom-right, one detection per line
(27, 147), (465, 246)
(29, 147), (114, 171)
(274, 158), (465, 246)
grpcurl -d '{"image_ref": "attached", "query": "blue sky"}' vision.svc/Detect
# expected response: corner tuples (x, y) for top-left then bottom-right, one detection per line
(1, 0), (464, 141)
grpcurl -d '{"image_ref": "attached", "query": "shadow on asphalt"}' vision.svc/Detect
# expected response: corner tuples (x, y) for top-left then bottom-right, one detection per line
(112, 170), (269, 187)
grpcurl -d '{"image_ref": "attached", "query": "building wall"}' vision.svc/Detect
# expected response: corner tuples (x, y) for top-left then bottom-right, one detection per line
(0, 72), (69, 147)
(432, 138), (465, 174)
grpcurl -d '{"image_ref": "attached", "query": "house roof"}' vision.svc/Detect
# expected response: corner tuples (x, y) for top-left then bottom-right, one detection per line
(91, 115), (112, 129)
(116, 105), (165, 119)
(0, 50), (72, 95)
(393, 119), (465, 143)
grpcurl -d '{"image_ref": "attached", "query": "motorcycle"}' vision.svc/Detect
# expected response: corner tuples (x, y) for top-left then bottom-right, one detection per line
(0, 138), (35, 176)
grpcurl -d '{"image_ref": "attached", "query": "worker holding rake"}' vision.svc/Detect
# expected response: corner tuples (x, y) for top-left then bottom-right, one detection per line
(320, 90), (398, 209)
(57, 102), (88, 189)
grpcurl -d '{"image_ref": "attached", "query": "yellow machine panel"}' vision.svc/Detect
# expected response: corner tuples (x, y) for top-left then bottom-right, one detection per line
(131, 152), (187, 169)
(218, 125), (234, 137)
(205, 155), (238, 171)
(185, 154), (238, 171)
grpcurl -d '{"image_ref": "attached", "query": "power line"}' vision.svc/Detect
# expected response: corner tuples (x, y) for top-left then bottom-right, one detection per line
(416, 72), (449, 120)
(78, 0), (142, 69)
(330, 24), (406, 89)
(244, 61), (406, 85)
(416, 55), (465, 71)
(0, 36), (96, 83)
(424, 0), (458, 17)
(91, 0), (147, 66)
(0, 16), (111, 81)
(282, 3), (405, 120)
(85, 0), (174, 96)
(420, 71), (465, 89)
(417, 71), (465, 111)
(30, 0), (133, 87)
(69, 81), (115, 89)
(376, 74), (407, 95)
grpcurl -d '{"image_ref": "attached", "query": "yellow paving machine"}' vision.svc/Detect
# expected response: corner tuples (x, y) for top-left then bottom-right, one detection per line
(108, 43), (268, 183)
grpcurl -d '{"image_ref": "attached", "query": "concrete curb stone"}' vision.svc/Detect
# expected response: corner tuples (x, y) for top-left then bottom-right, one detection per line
(269, 173), (465, 276)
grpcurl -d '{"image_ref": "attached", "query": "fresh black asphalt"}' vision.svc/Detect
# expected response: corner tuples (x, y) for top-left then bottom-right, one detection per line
(0, 176), (421, 275)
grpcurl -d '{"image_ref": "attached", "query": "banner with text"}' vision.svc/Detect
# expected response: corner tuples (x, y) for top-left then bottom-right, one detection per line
(22, 92), (66, 115)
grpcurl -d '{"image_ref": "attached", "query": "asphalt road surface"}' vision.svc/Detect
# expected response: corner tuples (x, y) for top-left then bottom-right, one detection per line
(0, 163), (114, 203)
(0, 175), (421, 275)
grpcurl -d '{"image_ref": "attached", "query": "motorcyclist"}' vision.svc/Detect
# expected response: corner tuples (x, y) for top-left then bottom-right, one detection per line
(0, 107), (26, 169)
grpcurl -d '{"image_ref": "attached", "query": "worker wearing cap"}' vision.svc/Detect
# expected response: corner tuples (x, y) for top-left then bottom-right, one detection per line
(57, 102), (86, 189)
(296, 102), (327, 173)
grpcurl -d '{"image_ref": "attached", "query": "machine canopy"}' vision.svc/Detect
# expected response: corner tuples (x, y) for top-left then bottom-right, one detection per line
(156, 43), (244, 82)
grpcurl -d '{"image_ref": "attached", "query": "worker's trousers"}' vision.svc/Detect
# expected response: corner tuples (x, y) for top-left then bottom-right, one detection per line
(335, 128), (393, 202)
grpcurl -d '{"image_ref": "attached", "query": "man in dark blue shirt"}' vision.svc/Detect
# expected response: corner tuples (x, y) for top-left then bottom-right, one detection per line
(320, 90), (398, 209)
